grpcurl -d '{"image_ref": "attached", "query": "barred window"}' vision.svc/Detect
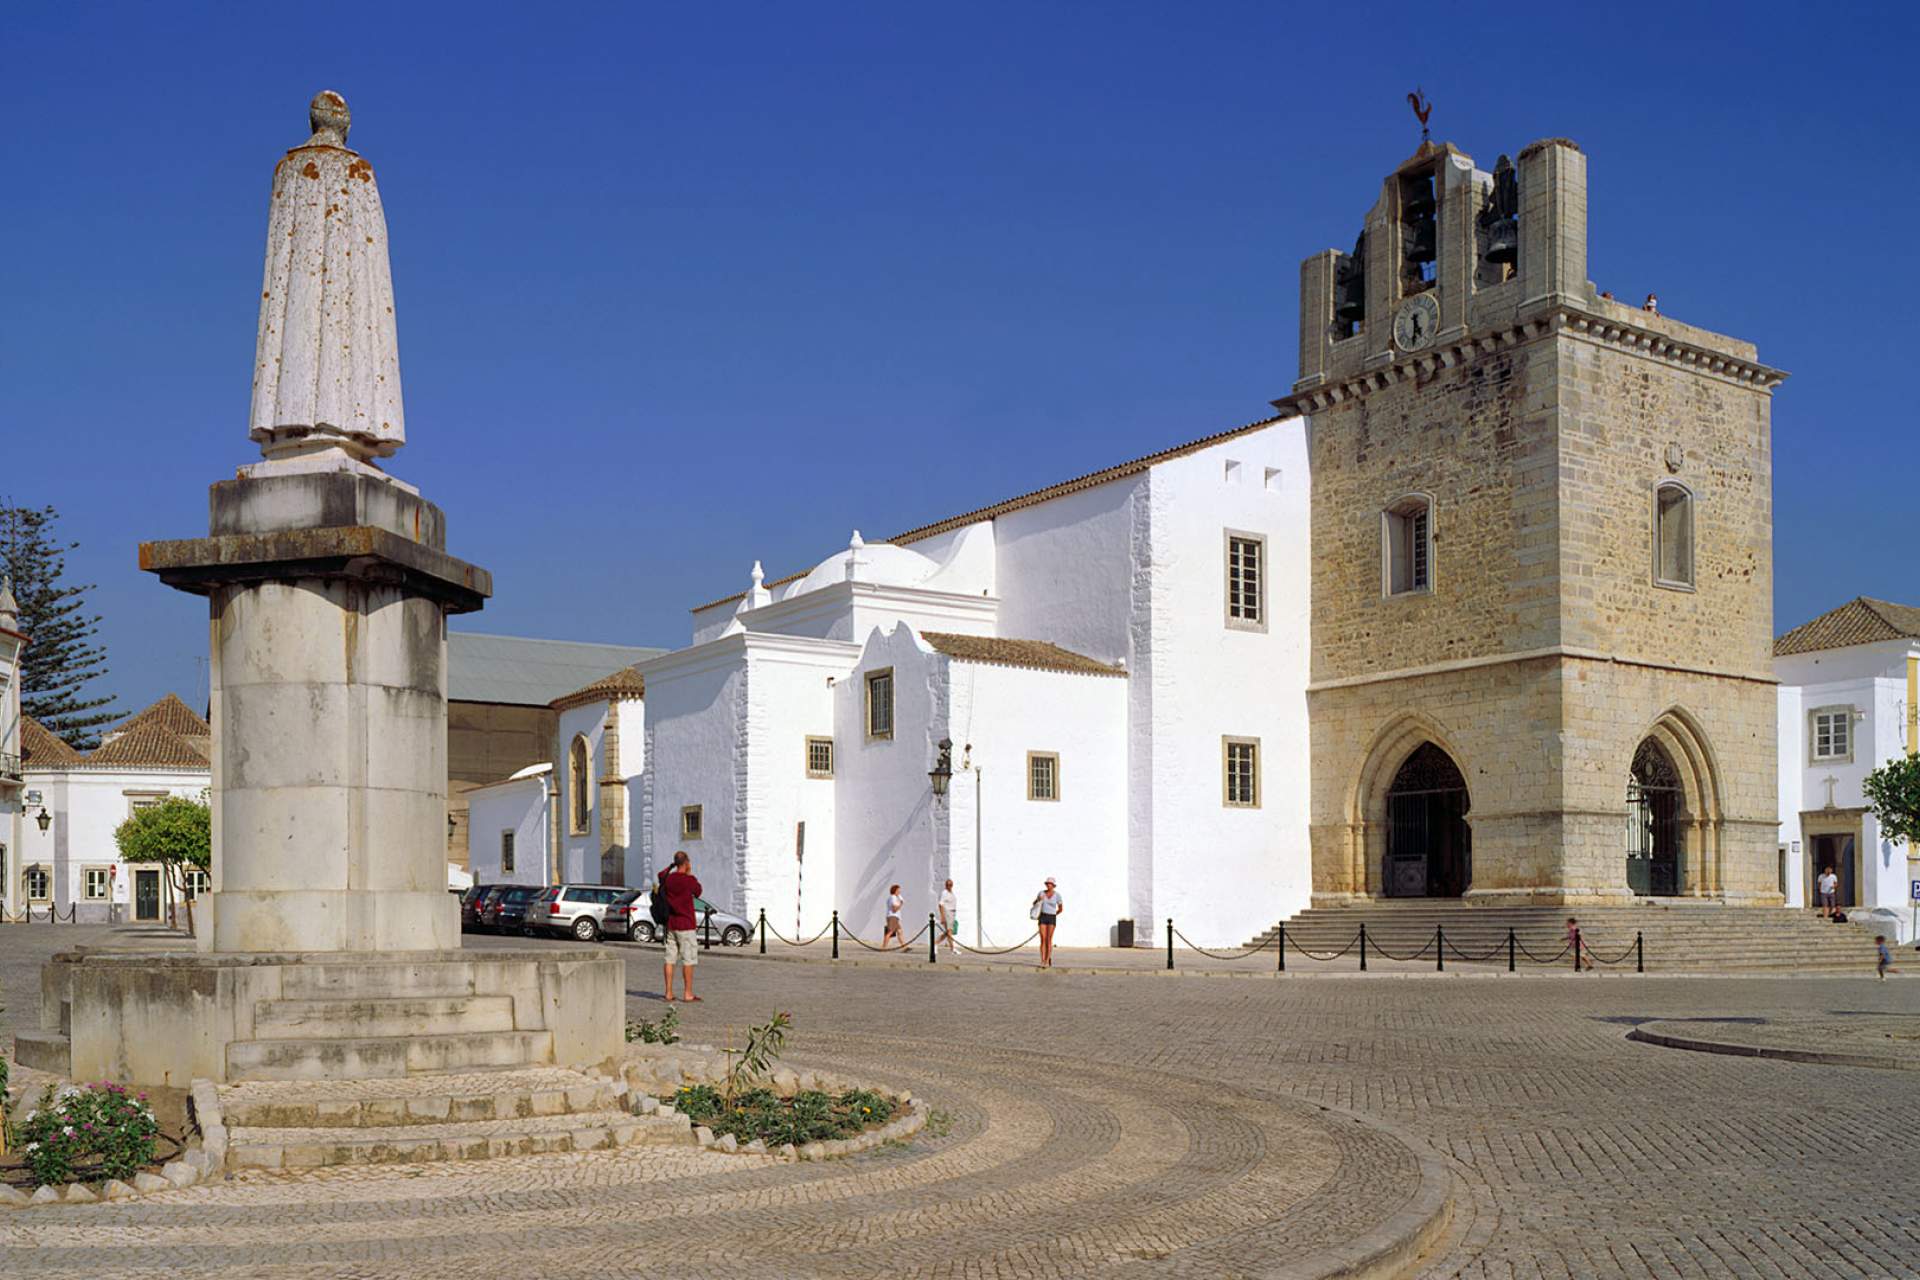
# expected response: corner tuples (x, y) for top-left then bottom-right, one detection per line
(866, 669), (895, 740)
(501, 829), (517, 874)
(806, 736), (834, 778)
(1226, 533), (1266, 628)
(1384, 497), (1431, 596)
(1027, 752), (1060, 802)
(1223, 737), (1260, 808)
(681, 805), (704, 840)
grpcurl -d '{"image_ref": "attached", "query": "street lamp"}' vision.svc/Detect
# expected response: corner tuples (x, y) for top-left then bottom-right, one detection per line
(34, 807), (50, 834)
(928, 739), (953, 798)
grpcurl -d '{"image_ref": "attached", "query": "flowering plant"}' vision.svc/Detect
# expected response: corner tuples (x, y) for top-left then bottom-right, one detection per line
(16, 1082), (160, 1186)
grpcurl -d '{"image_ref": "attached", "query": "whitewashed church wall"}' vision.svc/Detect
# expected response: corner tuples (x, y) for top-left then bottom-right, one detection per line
(913, 521), (996, 597)
(740, 646), (846, 935)
(614, 699), (648, 886)
(466, 775), (548, 887)
(993, 475), (1143, 666)
(690, 603), (734, 647)
(941, 660), (1127, 949)
(1775, 683), (1804, 907)
(642, 656), (750, 913)
(833, 626), (943, 938)
(1141, 422), (1310, 944)
(555, 701), (608, 885)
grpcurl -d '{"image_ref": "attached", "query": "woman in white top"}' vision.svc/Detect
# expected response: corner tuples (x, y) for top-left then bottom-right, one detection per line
(882, 883), (907, 950)
(1031, 877), (1064, 968)
(937, 878), (958, 952)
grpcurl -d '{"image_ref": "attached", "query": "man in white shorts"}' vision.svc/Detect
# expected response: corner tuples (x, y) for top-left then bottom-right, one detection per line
(658, 850), (704, 1001)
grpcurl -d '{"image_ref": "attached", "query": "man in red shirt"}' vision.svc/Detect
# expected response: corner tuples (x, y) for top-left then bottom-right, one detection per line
(657, 850), (703, 1002)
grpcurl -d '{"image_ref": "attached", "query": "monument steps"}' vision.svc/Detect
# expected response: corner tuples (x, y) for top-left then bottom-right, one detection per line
(13, 1029), (71, 1075)
(226, 1028), (553, 1081)
(225, 1109), (689, 1170)
(1248, 905), (1887, 973)
(219, 1067), (623, 1128)
(253, 994), (518, 1039)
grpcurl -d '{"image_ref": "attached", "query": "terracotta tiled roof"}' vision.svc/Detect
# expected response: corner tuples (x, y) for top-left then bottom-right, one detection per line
(919, 632), (1126, 678)
(85, 722), (210, 769)
(1774, 597), (1920, 657)
(116, 693), (211, 738)
(20, 716), (82, 767)
(692, 413), (1287, 612)
(549, 665), (646, 711)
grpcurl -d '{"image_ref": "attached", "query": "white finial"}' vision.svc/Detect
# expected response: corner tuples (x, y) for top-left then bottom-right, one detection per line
(750, 560), (765, 588)
(741, 559), (772, 612)
(849, 530), (865, 549)
(845, 531), (870, 583)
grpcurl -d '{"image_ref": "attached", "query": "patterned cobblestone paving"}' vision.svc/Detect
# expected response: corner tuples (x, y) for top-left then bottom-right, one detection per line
(2, 927), (1916, 1278)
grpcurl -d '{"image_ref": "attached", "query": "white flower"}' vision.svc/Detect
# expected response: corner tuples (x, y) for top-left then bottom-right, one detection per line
(24, 1142), (38, 1152)
(62, 1125), (74, 1136)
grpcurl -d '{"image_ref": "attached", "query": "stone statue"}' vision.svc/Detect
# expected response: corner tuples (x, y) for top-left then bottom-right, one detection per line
(247, 91), (405, 478)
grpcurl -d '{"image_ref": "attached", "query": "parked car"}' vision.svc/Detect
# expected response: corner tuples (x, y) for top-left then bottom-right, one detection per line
(523, 884), (635, 942)
(616, 891), (753, 947)
(480, 884), (542, 934)
(458, 884), (497, 931)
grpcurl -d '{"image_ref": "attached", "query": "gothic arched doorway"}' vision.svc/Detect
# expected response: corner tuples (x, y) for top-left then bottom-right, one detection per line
(1383, 742), (1471, 897)
(1626, 738), (1684, 896)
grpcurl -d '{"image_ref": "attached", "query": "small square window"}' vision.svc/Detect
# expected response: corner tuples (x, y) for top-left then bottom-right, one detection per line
(866, 669), (895, 740)
(184, 869), (211, 900)
(1223, 737), (1260, 808)
(84, 867), (111, 900)
(25, 865), (51, 901)
(1027, 752), (1060, 802)
(501, 830), (517, 874)
(806, 736), (834, 778)
(681, 805), (704, 840)
(1810, 709), (1852, 763)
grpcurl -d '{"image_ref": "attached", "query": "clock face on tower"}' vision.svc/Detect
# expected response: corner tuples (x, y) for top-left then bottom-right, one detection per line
(1393, 293), (1440, 352)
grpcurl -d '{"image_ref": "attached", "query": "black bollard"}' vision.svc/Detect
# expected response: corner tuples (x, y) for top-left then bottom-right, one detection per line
(1436, 923), (1444, 972)
(704, 906), (713, 950)
(1277, 921), (1286, 972)
(1358, 922), (1367, 972)
(1636, 930), (1644, 974)
(1166, 918), (1174, 971)
(928, 913), (937, 964)
(1507, 927), (1516, 973)
(832, 910), (840, 960)
(759, 908), (766, 954)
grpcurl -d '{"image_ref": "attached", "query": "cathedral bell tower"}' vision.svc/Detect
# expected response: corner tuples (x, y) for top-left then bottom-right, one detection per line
(1278, 137), (1788, 909)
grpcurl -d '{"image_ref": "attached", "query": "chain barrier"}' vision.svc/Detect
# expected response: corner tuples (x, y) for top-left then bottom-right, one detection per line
(761, 918), (834, 947)
(1441, 934), (1510, 964)
(1364, 935), (1436, 963)
(952, 931), (1041, 956)
(844, 922), (931, 953)
(1514, 938), (1572, 965)
(1170, 927), (1273, 962)
(1584, 937), (1639, 967)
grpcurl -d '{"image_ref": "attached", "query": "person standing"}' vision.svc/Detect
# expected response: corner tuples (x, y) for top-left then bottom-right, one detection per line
(1031, 878), (1064, 969)
(937, 878), (959, 952)
(1817, 866), (1839, 919)
(1877, 935), (1896, 981)
(881, 883), (907, 950)
(1566, 916), (1593, 972)
(657, 851), (703, 1002)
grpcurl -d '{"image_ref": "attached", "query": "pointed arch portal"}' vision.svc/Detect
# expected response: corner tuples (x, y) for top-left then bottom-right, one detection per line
(1627, 737), (1684, 896)
(1383, 742), (1472, 898)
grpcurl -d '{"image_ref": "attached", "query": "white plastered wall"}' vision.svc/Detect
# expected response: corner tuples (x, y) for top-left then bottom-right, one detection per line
(555, 701), (608, 885)
(465, 769), (549, 887)
(640, 643), (750, 913)
(21, 765), (209, 918)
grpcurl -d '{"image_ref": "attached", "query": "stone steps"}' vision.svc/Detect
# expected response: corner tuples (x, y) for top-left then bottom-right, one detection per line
(226, 1029), (553, 1081)
(253, 995), (516, 1039)
(218, 1066), (620, 1128)
(226, 1109), (690, 1169)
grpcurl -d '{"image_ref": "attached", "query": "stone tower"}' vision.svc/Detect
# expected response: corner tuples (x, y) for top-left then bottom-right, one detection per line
(1278, 138), (1787, 908)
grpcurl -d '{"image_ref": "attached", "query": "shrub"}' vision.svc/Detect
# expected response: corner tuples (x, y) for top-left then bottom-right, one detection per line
(17, 1082), (160, 1186)
(669, 1083), (897, 1146)
(625, 1005), (681, 1044)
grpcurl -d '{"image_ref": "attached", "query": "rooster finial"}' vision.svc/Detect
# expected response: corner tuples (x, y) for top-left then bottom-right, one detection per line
(1407, 87), (1432, 142)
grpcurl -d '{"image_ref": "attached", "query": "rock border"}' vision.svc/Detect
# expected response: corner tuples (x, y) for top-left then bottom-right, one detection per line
(0, 1071), (222, 1210)
(614, 1042), (926, 1162)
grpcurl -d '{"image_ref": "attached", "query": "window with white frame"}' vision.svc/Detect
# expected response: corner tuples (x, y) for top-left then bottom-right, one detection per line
(184, 869), (211, 899)
(1654, 483), (1694, 588)
(1226, 532), (1266, 629)
(866, 668), (894, 740)
(501, 829), (516, 874)
(84, 867), (111, 900)
(1222, 737), (1260, 808)
(681, 805), (704, 840)
(1383, 497), (1432, 596)
(25, 865), (50, 901)
(806, 736), (834, 778)
(1810, 707), (1853, 763)
(1027, 752), (1060, 802)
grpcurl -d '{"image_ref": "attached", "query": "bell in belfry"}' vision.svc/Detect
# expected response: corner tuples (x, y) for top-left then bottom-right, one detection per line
(1333, 231), (1366, 326)
(1481, 154), (1519, 266)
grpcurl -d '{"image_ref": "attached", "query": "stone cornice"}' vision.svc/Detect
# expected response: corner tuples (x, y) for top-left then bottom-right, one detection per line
(1275, 306), (1788, 417)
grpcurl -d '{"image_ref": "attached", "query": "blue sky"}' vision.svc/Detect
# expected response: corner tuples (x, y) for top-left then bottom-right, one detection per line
(5, 2), (1914, 718)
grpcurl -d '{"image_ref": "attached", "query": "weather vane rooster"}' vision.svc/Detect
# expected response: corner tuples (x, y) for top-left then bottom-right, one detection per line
(1408, 87), (1432, 142)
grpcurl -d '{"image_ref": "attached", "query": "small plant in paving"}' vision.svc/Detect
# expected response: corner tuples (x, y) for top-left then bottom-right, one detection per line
(671, 1083), (897, 1147)
(923, 1108), (954, 1139)
(723, 1010), (792, 1105)
(16, 1082), (160, 1186)
(625, 1005), (681, 1044)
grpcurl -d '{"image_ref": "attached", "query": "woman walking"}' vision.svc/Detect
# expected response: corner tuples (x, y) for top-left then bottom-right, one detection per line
(881, 884), (907, 951)
(1031, 877), (1064, 968)
(1566, 916), (1593, 972)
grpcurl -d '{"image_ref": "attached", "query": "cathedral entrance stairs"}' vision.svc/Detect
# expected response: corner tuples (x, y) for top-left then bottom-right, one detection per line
(1247, 903), (1884, 974)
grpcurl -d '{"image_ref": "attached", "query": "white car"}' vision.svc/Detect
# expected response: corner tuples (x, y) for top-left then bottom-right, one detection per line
(615, 891), (753, 947)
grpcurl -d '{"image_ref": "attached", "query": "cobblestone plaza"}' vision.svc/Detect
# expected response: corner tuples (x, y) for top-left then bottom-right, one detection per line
(2, 926), (1916, 1278)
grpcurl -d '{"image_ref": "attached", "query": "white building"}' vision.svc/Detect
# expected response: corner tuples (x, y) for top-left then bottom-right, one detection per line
(635, 416), (1310, 946)
(14, 694), (213, 922)
(464, 762), (551, 887)
(1, 580), (25, 912)
(1775, 597), (1919, 938)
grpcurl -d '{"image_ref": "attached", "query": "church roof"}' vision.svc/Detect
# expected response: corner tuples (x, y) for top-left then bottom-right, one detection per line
(20, 717), (82, 767)
(550, 665), (646, 712)
(1774, 597), (1920, 657)
(449, 632), (664, 707)
(692, 413), (1287, 612)
(919, 632), (1126, 678)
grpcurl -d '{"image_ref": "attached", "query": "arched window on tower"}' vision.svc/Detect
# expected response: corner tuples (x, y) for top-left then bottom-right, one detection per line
(1383, 495), (1433, 596)
(1654, 482), (1694, 589)
(568, 735), (591, 835)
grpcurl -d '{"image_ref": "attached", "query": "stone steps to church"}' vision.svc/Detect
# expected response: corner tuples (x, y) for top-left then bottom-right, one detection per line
(252, 994), (517, 1039)
(225, 1108), (689, 1170)
(226, 1029), (554, 1081)
(217, 1066), (620, 1128)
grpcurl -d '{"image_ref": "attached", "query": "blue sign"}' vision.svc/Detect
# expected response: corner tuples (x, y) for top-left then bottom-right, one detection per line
(1912, 880), (1920, 903)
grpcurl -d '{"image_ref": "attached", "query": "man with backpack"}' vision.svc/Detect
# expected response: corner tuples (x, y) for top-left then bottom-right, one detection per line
(657, 850), (703, 1002)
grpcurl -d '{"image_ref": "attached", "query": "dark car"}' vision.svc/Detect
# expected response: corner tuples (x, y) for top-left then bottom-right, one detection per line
(459, 884), (497, 931)
(480, 885), (541, 934)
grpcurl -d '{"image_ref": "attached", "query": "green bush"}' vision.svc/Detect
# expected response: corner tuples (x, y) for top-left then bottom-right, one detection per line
(669, 1083), (897, 1147)
(17, 1083), (160, 1186)
(624, 1005), (681, 1044)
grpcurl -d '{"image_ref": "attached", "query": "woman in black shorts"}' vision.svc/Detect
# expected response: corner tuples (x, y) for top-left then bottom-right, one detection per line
(1031, 877), (1064, 968)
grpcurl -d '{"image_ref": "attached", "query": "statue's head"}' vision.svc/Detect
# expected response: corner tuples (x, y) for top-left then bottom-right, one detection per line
(308, 91), (351, 147)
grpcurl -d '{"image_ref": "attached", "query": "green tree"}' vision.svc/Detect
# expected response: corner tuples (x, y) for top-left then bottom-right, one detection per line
(1862, 754), (1920, 848)
(0, 501), (119, 747)
(114, 793), (211, 924)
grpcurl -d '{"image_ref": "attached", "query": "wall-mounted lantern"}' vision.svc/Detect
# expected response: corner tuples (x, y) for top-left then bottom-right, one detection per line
(928, 739), (954, 798)
(34, 807), (51, 833)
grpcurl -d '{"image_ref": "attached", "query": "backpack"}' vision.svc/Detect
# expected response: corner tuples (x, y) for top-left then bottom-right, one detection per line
(1830, 910), (1848, 924)
(649, 880), (672, 926)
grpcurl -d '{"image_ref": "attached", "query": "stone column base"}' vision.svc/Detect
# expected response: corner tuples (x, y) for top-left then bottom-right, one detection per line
(196, 890), (461, 954)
